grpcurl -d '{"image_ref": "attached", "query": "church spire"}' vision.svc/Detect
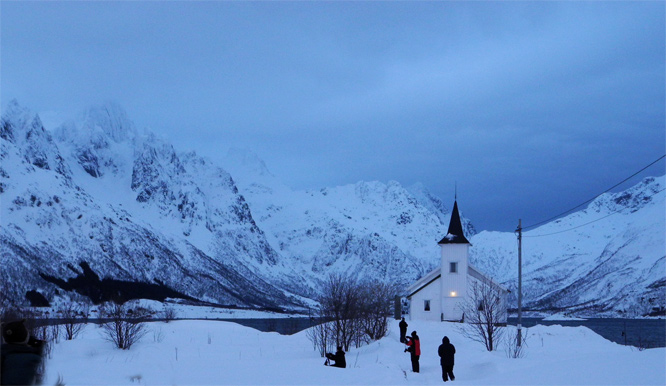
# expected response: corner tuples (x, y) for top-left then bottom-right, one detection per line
(437, 200), (470, 244)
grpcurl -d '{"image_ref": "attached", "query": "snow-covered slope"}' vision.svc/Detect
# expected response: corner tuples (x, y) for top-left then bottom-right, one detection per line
(1, 101), (304, 310)
(2, 100), (663, 316)
(42, 318), (666, 386)
(222, 148), (472, 293)
(470, 176), (665, 316)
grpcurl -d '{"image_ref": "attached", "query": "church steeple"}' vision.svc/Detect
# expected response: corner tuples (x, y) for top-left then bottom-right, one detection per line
(437, 200), (470, 244)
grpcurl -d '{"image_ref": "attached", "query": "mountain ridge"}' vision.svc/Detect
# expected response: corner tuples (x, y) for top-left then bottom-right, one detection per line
(1, 101), (663, 316)
(469, 175), (665, 316)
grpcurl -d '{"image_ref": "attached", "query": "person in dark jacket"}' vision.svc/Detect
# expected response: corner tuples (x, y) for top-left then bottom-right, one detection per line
(438, 336), (456, 382)
(325, 346), (346, 368)
(1, 319), (44, 386)
(404, 331), (420, 373)
(398, 317), (408, 343)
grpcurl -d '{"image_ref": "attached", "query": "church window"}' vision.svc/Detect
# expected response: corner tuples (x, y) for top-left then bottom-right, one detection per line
(450, 262), (458, 273)
(424, 300), (431, 311)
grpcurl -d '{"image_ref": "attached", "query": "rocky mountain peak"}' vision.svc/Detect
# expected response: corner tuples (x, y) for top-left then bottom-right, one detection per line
(590, 176), (663, 214)
(221, 147), (275, 188)
(80, 102), (137, 144)
(1, 100), (70, 176)
(2, 100), (44, 143)
(2, 101), (662, 317)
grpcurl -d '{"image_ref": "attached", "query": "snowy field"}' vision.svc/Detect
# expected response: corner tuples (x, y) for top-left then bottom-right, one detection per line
(42, 317), (665, 386)
(29, 300), (302, 321)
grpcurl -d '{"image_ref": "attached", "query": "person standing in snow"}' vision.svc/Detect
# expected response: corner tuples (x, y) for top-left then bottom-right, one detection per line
(325, 346), (346, 368)
(399, 317), (408, 343)
(1, 319), (45, 386)
(438, 336), (456, 382)
(404, 331), (420, 373)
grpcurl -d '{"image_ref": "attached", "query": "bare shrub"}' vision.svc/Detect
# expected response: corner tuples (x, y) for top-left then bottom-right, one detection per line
(505, 327), (529, 358)
(152, 326), (165, 343)
(357, 281), (394, 342)
(100, 302), (148, 350)
(306, 310), (335, 358)
(318, 274), (362, 351)
(307, 274), (396, 354)
(457, 278), (506, 351)
(59, 302), (87, 340)
(50, 323), (61, 344)
(163, 305), (177, 323)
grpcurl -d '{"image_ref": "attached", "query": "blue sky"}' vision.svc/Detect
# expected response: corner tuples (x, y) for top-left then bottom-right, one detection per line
(2, 1), (664, 231)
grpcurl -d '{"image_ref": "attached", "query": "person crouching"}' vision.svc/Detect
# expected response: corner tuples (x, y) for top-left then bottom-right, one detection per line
(325, 346), (346, 368)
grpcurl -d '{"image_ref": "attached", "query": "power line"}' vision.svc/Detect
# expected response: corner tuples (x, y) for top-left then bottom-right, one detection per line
(524, 187), (665, 238)
(523, 154), (666, 231)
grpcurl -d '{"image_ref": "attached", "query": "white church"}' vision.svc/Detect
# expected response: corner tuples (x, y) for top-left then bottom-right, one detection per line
(405, 200), (509, 323)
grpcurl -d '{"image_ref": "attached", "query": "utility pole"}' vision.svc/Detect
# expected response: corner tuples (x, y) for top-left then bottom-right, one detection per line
(516, 219), (523, 347)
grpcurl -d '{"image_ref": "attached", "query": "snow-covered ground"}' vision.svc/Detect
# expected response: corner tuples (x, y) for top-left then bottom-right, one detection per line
(542, 313), (587, 321)
(31, 299), (301, 320)
(42, 318), (665, 385)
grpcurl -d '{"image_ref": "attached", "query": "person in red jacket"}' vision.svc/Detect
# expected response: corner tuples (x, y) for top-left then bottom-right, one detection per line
(404, 330), (421, 373)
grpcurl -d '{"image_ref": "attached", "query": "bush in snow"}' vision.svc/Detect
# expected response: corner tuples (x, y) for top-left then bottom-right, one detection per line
(308, 274), (395, 355)
(59, 302), (88, 340)
(355, 281), (395, 343)
(100, 302), (148, 350)
(505, 327), (529, 358)
(163, 305), (177, 323)
(457, 279), (506, 351)
(306, 316), (332, 357)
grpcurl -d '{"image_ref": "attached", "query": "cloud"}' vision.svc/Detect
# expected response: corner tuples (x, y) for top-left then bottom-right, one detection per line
(1, 1), (663, 231)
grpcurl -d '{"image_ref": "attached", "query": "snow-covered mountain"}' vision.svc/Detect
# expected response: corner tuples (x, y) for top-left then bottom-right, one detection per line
(1, 101), (306, 310)
(0, 101), (462, 309)
(221, 148), (468, 294)
(1, 100), (663, 316)
(469, 176), (665, 316)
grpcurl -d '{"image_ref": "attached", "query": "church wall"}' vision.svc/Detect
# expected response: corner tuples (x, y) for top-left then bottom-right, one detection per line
(409, 276), (442, 322)
(440, 244), (469, 321)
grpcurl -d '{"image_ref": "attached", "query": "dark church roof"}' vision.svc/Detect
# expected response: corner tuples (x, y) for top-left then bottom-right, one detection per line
(437, 200), (470, 244)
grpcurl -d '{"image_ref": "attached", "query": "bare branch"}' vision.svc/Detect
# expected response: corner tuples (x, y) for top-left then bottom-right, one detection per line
(457, 278), (506, 351)
(100, 302), (148, 350)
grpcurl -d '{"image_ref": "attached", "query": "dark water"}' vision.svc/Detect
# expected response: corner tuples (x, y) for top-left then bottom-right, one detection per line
(33, 316), (665, 348)
(167, 317), (666, 348)
(219, 317), (666, 349)
(508, 317), (666, 348)
(212, 317), (319, 335)
(228, 317), (666, 349)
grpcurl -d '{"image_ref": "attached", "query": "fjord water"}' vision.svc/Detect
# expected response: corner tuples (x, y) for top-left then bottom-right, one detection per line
(508, 317), (666, 348)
